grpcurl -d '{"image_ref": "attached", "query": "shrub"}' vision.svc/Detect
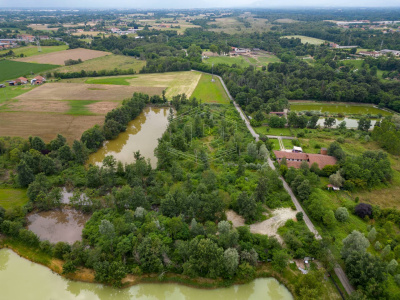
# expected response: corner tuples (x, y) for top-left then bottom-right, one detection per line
(296, 212), (304, 222)
(335, 207), (349, 222)
(354, 203), (373, 219)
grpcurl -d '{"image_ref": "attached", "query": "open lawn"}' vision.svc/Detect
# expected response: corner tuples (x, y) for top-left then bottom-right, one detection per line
(282, 35), (327, 45)
(0, 188), (29, 209)
(254, 126), (295, 136)
(203, 56), (251, 68)
(0, 45), (68, 58)
(14, 48), (111, 65)
(191, 73), (230, 104)
(0, 60), (57, 81)
(54, 54), (146, 73)
(343, 59), (364, 69)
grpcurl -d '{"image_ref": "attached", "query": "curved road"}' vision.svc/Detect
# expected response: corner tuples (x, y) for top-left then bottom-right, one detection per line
(215, 73), (354, 296)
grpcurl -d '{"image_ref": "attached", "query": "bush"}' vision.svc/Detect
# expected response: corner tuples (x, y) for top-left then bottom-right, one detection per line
(335, 207), (349, 222)
(296, 211), (304, 222)
(354, 203), (373, 219)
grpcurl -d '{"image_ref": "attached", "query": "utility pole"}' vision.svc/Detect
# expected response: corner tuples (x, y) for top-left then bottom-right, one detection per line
(211, 63), (215, 82)
(36, 38), (42, 52)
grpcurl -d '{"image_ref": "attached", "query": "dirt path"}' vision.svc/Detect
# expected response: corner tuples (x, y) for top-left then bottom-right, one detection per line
(227, 208), (298, 243)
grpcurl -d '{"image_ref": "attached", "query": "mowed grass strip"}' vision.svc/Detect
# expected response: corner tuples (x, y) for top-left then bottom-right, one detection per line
(67, 100), (99, 115)
(0, 188), (29, 209)
(191, 73), (230, 104)
(0, 45), (68, 58)
(0, 60), (58, 81)
(203, 56), (251, 68)
(85, 76), (136, 86)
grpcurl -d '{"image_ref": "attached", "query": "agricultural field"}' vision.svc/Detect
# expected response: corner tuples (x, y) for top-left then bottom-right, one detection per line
(289, 101), (392, 116)
(66, 71), (202, 98)
(54, 54), (146, 73)
(274, 18), (298, 23)
(282, 35), (327, 45)
(137, 18), (200, 34)
(191, 73), (230, 104)
(0, 45), (68, 58)
(27, 24), (59, 31)
(0, 60), (57, 81)
(14, 48), (111, 65)
(0, 112), (105, 142)
(13, 82), (162, 101)
(71, 31), (108, 37)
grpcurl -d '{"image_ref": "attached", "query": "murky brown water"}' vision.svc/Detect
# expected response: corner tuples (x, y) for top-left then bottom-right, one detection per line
(88, 107), (170, 167)
(0, 249), (293, 300)
(27, 209), (90, 244)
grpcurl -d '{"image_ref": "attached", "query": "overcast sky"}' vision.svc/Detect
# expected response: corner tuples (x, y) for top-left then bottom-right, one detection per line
(5, 0), (400, 8)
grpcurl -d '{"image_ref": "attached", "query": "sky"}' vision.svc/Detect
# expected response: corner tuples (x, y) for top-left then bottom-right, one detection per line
(4, 0), (400, 8)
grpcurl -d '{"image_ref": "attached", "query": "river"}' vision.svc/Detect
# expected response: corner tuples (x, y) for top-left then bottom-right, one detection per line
(0, 249), (293, 300)
(87, 107), (170, 168)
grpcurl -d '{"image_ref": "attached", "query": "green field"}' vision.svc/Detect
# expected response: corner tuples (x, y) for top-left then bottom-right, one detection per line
(0, 45), (68, 58)
(67, 100), (99, 115)
(254, 126), (294, 136)
(55, 54), (146, 74)
(0, 85), (36, 104)
(191, 73), (230, 104)
(0, 60), (58, 82)
(282, 35), (327, 45)
(289, 102), (391, 116)
(203, 56), (251, 68)
(85, 76), (136, 86)
(0, 188), (29, 209)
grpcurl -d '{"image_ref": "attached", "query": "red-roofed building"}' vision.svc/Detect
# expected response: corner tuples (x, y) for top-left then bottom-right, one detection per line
(274, 150), (337, 169)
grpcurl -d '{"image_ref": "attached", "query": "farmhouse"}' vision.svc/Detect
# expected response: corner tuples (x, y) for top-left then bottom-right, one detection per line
(359, 51), (381, 58)
(31, 76), (46, 85)
(274, 149), (337, 169)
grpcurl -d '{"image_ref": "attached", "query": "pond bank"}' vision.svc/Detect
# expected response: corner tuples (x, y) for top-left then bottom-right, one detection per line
(0, 240), (295, 297)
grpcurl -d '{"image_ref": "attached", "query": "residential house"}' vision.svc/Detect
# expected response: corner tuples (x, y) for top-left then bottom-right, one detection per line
(274, 149), (337, 169)
(31, 75), (46, 85)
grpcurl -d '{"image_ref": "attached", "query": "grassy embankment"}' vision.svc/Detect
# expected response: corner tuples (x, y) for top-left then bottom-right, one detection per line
(0, 60), (58, 81)
(0, 189), (29, 209)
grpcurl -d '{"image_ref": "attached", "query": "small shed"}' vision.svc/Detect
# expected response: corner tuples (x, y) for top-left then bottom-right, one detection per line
(292, 146), (303, 153)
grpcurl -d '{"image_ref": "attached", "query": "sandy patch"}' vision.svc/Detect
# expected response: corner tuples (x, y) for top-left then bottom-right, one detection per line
(0, 112), (104, 142)
(15, 48), (111, 65)
(227, 208), (298, 243)
(15, 83), (164, 101)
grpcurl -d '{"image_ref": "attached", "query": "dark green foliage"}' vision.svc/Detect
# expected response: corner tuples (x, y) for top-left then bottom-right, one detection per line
(16, 160), (34, 187)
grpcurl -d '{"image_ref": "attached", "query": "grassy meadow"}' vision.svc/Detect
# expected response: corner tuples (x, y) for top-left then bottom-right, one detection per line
(0, 45), (68, 58)
(0, 60), (57, 81)
(282, 35), (327, 45)
(85, 76), (136, 86)
(0, 189), (29, 209)
(191, 73), (230, 104)
(54, 54), (146, 73)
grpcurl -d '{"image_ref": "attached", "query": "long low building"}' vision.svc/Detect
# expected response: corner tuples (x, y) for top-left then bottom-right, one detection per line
(274, 149), (337, 169)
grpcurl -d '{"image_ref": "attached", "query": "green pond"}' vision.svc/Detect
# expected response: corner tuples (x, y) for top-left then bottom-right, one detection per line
(290, 103), (392, 116)
(0, 249), (293, 300)
(88, 107), (170, 168)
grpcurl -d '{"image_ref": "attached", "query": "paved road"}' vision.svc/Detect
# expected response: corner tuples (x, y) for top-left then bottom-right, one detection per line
(215, 72), (354, 296)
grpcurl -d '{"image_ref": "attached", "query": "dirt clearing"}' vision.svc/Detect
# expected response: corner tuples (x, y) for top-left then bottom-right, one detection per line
(15, 83), (164, 101)
(227, 208), (298, 243)
(15, 48), (111, 65)
(0, 112), (104, 142)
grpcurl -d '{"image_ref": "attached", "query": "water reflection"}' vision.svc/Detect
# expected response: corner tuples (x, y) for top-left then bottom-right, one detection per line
(0, 249), (293, 300)
(27, 209), (91, 244)
(317, 117), (377, 128)
(88, 107), (170, 168)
